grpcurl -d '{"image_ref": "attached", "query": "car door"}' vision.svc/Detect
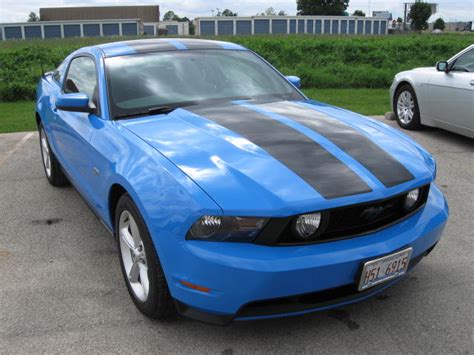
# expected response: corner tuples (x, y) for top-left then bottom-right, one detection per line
(50, 55), (102, 201)
(425, 49), (474, 131)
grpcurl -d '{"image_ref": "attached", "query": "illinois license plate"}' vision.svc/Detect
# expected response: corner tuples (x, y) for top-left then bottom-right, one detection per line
(358, 248), (413, 291)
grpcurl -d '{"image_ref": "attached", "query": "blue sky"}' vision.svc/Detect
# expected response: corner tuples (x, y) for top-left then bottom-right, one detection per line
(0, 0), (472, 23)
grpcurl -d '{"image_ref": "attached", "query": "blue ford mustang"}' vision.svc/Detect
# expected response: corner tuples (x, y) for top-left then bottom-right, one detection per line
(36, 39), (448, 325)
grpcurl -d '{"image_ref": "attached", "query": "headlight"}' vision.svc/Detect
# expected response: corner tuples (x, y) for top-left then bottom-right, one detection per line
(187, 215), (268, 242)
(293, 212), (322, 239)
(404, 188), (420, 210)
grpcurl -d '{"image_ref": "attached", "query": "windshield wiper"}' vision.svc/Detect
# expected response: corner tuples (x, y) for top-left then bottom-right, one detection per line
(148, 106), (175, 115)
(114, 106), (176, 120)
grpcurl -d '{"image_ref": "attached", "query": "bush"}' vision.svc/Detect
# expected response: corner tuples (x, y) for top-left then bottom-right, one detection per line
(0, 34), (473, 101)
(433, 18), (446, 31)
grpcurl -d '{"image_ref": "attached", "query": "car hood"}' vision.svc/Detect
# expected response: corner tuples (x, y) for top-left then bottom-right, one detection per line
(413, 67), (436, 72)
(399, 67), (436, 76)
(120, 100), (434, 216)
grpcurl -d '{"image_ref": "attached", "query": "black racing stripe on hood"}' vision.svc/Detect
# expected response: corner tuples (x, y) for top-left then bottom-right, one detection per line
(261, 102), (415, 187)
(186, 104), (372, 199)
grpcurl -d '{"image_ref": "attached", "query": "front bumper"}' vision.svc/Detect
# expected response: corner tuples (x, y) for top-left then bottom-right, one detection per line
(165, 183), (448, 324)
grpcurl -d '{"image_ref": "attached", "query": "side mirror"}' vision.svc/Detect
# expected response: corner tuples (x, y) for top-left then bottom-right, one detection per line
(436, 61), (449, 73)
(285, 75), (302, 89)
(56, 93), (93, 113)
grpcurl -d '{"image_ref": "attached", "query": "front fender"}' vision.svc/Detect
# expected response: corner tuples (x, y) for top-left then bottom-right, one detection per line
(390, 73), (419, 108)
(88, 120), (221, 276)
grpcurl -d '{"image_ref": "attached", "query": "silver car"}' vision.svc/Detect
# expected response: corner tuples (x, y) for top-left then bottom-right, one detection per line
(390, 44), (474, 138)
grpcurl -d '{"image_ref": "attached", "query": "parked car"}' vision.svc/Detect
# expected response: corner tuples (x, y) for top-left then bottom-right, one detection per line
(36, 39), (448, 325)
(390, 44), (474, 138)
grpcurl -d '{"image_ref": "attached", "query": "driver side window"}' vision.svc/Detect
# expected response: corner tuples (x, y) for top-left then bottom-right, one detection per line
(64, 56), (100, 111)
(451, 49), (474, 72)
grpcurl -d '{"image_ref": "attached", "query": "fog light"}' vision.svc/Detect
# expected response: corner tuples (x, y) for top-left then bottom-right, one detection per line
(294, 213), (322, 239)
(405, 188), (420, 210)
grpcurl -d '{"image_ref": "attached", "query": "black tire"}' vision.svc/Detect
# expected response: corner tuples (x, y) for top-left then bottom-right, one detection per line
(38, 123), (69, 186)
(393, 84), (422, 130)
(115, 194), (175, 319)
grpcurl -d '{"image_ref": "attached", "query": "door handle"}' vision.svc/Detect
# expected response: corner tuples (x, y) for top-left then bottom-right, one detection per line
(470, 80), (474, 86)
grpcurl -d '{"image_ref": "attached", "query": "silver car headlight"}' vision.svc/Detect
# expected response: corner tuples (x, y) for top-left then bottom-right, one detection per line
(187, 215), (268, 242)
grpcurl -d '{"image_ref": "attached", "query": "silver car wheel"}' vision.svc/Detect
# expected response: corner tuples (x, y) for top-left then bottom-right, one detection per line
(40, 128), (52, 178)
(119, 210), (150, 302)
(397, 90), (415, 125)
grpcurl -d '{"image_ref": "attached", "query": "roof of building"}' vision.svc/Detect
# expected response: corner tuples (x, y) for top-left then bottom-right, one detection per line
(96, 38), (246, 57)
(40, 5), (160, 22)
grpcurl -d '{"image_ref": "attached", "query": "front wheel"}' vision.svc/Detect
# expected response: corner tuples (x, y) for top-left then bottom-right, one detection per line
(38, 124), (68, 186)
(115, 194), (175, 319)
(394, 84), (422, 130)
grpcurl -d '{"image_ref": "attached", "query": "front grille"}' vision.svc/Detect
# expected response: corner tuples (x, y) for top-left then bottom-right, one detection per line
(254, 185), (430, 245)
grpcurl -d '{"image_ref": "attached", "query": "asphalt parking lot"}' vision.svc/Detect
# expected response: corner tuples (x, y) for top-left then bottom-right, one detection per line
(0, 117), (473, 353)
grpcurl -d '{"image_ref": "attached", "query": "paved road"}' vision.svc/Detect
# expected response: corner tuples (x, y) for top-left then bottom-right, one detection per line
(0, 120), (473, 354)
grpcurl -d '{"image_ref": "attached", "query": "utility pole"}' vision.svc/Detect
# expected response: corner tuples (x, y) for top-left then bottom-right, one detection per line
(403, 3), (408, 31)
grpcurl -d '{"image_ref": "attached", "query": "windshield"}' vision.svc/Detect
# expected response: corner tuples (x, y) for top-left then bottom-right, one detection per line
(105, 49), (304, 118)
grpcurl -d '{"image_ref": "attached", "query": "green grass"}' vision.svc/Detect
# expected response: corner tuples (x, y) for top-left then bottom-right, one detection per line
(0, 101), (36, 133)
(2, 33), (473, 101)
(0, 89), (389, 133)
(303, 88), (390, 115)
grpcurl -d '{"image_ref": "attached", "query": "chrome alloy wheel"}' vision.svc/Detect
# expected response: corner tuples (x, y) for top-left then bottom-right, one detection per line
(397, 90), (415, 124)
(119, 210), (150, 302)
(40, 128), (52, 178)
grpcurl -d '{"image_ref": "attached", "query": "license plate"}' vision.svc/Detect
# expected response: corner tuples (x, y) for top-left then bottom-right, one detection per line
(358, 248), (412, 291)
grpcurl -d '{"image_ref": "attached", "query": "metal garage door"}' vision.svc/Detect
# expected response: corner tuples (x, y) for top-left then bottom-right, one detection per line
(236, 20), (251, 35)
(64, 24), (80, 37)
(24, 26), (41, 39)
(166, 25), (178, 35)
(272, 19), (287, 34)
(5, 26), (22, 39)
(144, 25), (155, 36)
(122, 23), (138, 36)
(324, 20), (330, 34)
(315, 20), (322, 34)
(289, 19), (296, 34)
(83, 24), (100, 37)
(103, 23), (119, 36)
(44, 25), (61, 38)
(200, 21), (215, 36)
(297, 19), (305, 33)
(218, 21), (233, 35)
(349, 20), (355, 34)
(254, 19), (269, 34)
(365, 21), (372, 34)
(341, 20), (347, 34)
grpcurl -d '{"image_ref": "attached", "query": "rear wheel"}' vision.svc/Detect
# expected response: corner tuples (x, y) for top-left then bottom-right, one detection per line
(394, 84), (422, 130)
(115, 194), (175, 319)
(38, 124), (68, 186)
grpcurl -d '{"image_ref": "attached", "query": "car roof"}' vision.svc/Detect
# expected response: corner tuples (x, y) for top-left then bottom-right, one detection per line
(95, 38), (247, 58)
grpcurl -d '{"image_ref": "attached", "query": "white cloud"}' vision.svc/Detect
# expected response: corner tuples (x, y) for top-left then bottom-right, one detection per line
(0, 0), (472, 23)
